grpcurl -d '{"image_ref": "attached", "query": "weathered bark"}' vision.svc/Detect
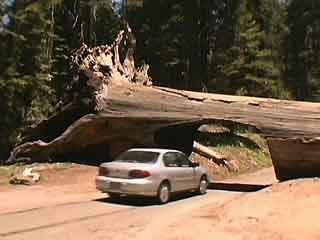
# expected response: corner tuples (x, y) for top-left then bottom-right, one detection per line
(268, 138), (320, 181)
(8, 31), (320, 181)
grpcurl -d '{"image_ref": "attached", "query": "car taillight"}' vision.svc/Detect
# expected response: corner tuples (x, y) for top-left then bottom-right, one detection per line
(129, 170), (151, 178)
(98, 167), (109, 176)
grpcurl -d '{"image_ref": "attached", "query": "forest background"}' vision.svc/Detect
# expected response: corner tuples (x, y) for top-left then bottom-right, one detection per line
(1, 0), (320, 162)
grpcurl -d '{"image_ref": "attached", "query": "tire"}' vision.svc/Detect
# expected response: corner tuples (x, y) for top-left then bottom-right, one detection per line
(108, 192), (121, 199)
(198, 176), (208, 195)
(157, 182), (171, 204)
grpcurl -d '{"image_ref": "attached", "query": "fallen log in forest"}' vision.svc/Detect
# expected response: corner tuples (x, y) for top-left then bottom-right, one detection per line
(193, 141), (230, 169)
(8, 30), (320, 181)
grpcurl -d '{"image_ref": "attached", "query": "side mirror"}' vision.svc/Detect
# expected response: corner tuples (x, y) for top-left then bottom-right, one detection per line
(191, 162), (200, 168)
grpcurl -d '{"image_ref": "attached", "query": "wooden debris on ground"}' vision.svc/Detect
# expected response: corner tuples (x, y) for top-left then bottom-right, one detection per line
(9, 167), (40, 185)
(193, 141), (232, 170)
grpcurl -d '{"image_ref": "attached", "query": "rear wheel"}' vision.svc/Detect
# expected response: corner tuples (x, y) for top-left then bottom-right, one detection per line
(157, 183), (170, 204)
(198, 176), (208, 195)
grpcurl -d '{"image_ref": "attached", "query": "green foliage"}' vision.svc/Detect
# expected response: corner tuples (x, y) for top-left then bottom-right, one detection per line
(1, 0), (320, 162)
(207, 0), (290, 98)
(0, 0), (120, 162)
(0, 1), (56, 162)
(285, 0), (320, 100)
(126, 0), (293, 98)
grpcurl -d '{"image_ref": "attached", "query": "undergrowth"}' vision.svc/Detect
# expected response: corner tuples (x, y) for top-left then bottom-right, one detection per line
(194, 124), (272, 180)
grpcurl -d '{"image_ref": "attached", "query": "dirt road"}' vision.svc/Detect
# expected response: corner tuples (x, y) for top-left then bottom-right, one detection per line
(1, 167), (319, 240)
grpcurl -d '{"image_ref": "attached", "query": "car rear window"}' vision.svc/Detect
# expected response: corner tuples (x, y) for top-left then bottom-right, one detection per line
(114, 151), (159, 164)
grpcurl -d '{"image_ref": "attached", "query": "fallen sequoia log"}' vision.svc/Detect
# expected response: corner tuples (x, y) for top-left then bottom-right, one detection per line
(8, 31), (320, 181)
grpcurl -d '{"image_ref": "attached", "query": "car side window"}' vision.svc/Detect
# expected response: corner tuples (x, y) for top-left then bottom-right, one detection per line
(175, 153), (191, 167)
(163, 152), (179, 167)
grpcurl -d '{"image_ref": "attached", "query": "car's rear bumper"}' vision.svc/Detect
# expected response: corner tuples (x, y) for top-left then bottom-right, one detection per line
(96, 176), (158, 197)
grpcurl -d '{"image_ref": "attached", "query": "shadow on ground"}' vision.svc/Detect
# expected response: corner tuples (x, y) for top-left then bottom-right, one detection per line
(94, 182), (271, 207)
(209, 182), (271, 192)
(94, 191), (201, 207)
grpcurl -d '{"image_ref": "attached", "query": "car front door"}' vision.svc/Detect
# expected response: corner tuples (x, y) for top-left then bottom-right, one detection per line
(163, 152), (196, 191)
(162, 152), (182, 192)
(174, 152), (196, 190)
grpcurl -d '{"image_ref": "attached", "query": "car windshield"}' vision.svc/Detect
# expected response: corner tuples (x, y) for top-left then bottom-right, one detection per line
(114, 151), (159, 164)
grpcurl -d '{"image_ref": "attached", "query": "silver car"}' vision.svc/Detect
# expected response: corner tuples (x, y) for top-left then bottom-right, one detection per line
(96, 148), (209, 204)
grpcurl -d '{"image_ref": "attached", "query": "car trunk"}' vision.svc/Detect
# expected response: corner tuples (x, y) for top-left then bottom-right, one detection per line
(99, 162), (153, 179)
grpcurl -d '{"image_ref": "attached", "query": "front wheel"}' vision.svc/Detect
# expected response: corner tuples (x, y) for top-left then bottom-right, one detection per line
(198, 177), (208, 195)
(157, 183), (171, 204)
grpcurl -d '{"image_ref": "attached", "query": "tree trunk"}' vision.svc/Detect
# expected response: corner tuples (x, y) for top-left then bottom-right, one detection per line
(183, 0), (203, 91)
(8, 31), (320, 181)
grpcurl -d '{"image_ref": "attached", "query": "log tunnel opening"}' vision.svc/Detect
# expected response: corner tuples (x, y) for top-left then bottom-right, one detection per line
(51, 120), (269, 169)
(195, 123), (263, 150)
(55, 122), (202, 165)
(46, 118), (320, 182)
(154, 124), (200, 156)
(153, 120), (266, 157)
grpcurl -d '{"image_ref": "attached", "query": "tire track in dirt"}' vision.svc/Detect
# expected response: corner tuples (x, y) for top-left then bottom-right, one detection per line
(0, 208), (136, 238)
(0, 200), (93, 216)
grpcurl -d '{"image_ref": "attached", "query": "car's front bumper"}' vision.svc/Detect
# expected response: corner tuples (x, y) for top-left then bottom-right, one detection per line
(96, 176), (158, 197)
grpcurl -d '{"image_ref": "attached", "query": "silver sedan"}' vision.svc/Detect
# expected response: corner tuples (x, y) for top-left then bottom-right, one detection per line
(96, 148), (209, 204)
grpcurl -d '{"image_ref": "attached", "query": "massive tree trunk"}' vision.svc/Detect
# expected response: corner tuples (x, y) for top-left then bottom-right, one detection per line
(8, 31), (320, 181)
